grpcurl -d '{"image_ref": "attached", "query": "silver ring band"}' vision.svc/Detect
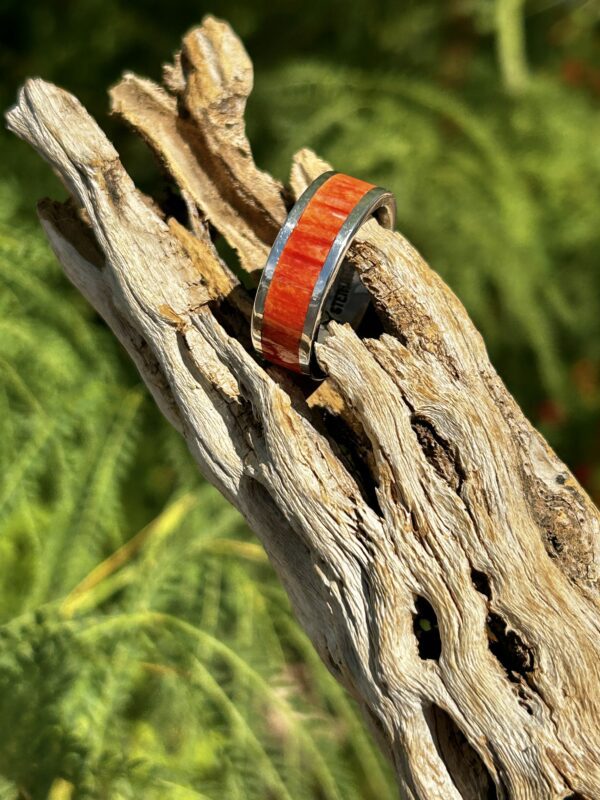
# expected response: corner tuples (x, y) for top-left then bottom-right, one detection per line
(251, 171), (396, 377)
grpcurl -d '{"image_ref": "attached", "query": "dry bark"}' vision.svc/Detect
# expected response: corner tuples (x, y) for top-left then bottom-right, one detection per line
(5, 15), (600, 800)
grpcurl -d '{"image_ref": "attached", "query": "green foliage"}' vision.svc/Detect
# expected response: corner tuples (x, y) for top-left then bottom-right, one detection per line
(0, 0), (599, 797)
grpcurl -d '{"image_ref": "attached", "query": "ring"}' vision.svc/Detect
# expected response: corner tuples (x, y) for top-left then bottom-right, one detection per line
(250, 171), (396, 377)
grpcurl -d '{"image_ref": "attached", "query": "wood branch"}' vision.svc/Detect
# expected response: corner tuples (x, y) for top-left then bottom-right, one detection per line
(110, 15), (286, 273)
(6, 15), (600, 799)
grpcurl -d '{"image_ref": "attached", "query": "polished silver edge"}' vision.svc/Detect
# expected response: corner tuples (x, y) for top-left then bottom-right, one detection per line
(298, 186), (397, 375)
(250, 170), (336, 355)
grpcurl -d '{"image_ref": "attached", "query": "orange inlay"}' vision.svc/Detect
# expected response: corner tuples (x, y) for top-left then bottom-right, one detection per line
(261, 173), (374, 371)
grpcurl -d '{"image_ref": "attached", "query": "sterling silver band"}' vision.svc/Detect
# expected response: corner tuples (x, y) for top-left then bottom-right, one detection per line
(251, 171), (397, 377)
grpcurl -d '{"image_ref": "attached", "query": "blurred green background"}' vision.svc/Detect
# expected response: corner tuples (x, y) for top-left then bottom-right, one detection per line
(0, 1), (598, 798)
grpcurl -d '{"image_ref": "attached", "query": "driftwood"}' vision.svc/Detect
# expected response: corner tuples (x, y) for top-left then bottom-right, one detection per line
(6, 15), (600, 800)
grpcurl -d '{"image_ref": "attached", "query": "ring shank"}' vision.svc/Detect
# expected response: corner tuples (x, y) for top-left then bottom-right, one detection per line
(251, 172), (396, 377)
(298, 186), (396, 374)
(250, 171), (334, 358)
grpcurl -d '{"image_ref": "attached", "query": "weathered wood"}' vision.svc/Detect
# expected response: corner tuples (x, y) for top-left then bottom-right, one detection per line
(6, 15), (600, 799)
